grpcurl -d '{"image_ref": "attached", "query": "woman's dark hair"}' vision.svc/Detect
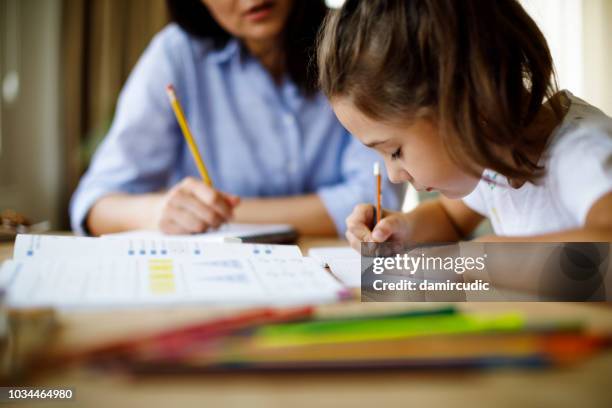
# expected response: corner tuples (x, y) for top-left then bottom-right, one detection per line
(318, 0), (560, 182)
(167, 0), (328, 96)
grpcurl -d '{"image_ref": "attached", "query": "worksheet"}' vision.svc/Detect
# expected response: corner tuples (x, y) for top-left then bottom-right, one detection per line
(326, 259), (362, 288)
(0, 256), (345, 309)
(309, 246), (362, 288)
(13, 234), (302, 259)
(309, 246), (359, 266)
(101, 223), (296, 243)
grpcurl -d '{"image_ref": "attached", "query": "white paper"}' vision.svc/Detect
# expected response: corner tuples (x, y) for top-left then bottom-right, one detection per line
(101, 223), (294, 242)
(0, 256), (344, 309)
(308, 246), (359, 266)
(13, 234), (302, 260)
(308, 246), (362, 288)
(326, 259), (362, 288)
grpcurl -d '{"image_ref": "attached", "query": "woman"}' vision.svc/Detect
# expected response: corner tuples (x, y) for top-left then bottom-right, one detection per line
(70, 0), (402, 236)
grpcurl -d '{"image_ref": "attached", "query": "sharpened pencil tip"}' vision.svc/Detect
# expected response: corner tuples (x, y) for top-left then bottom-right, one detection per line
(166, 84), (176, 100)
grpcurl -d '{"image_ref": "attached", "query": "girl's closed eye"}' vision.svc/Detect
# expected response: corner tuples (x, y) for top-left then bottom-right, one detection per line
(391, 147), (402, 160)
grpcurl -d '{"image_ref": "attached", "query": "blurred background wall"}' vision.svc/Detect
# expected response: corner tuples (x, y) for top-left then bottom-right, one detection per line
(1, 0), (168, 228)
(0, 0), (62, 227)
(521, 0), (612, 116)
(0, 0), (610, 228)
(62, 0), (168, 224)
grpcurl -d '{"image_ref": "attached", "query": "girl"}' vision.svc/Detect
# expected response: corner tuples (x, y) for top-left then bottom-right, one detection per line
(317, 0), (612, 249)
(70, 0), (402, 236)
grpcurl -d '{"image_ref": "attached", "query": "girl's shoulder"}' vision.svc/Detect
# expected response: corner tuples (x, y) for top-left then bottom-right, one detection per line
(546, 91), (612, 158)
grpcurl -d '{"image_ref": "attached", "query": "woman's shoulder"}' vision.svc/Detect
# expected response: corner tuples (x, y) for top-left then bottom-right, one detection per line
(147, 23), (218, 59)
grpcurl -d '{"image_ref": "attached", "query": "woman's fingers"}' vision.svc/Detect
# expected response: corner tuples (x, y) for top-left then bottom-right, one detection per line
(182, 177), (234, 219)
(155, 177), (241, 234)
(223, 193), (241, 207)
(158, 217), (184, 235)
(163, 204), (205, 234)
(173, 191), (224, 228)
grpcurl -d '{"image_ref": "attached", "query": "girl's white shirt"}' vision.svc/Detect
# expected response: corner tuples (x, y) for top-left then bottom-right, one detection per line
(463, 91), (612, 236)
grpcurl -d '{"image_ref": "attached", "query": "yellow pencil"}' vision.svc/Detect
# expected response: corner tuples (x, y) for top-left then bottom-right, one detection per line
(166, 84), (213, 187)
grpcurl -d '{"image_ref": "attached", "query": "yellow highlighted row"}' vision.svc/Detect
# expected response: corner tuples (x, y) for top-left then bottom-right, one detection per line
(148, 259), (176, 294)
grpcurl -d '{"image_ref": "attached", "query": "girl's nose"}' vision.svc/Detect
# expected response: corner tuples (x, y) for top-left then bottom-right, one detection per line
(386, 163), (412, 184)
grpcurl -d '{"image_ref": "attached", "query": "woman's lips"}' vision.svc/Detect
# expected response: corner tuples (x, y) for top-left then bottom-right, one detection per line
(244, 1), (275, 22)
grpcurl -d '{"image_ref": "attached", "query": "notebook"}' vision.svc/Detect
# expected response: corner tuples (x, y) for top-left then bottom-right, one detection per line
(0, 235), (346, 310)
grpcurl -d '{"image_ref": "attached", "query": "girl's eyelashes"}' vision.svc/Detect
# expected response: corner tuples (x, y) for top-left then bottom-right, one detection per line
(391, 147), (402, 160)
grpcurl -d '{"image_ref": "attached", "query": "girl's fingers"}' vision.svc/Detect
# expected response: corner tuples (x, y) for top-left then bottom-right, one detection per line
(351, 203), (375, 226)
(371, 216), (403, 242)
(349, 224), (372, 242)
(345, 204), (376, 241)
(345, 230), (362, 251)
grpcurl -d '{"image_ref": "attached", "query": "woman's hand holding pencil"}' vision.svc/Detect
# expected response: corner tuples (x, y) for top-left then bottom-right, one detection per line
(153, 177), (240, 234)
(157, 84), (239, 234)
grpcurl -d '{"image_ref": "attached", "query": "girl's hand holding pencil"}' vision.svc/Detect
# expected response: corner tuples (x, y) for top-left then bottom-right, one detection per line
(345, 204), (411, 251)
(345, 161), (411, 251)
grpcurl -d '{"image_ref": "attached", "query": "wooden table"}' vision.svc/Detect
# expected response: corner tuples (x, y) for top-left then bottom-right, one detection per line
(2, 238), (612, 408)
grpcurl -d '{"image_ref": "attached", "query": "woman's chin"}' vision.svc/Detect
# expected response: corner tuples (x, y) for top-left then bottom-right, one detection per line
(242, 20), (285, 40)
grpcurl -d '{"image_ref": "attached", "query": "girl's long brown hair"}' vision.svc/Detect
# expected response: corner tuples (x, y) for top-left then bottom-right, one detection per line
(318, 0), (560, 181)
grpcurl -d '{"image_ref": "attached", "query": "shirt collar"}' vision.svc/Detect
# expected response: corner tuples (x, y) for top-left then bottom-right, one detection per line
(207, 38), (242, 64)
